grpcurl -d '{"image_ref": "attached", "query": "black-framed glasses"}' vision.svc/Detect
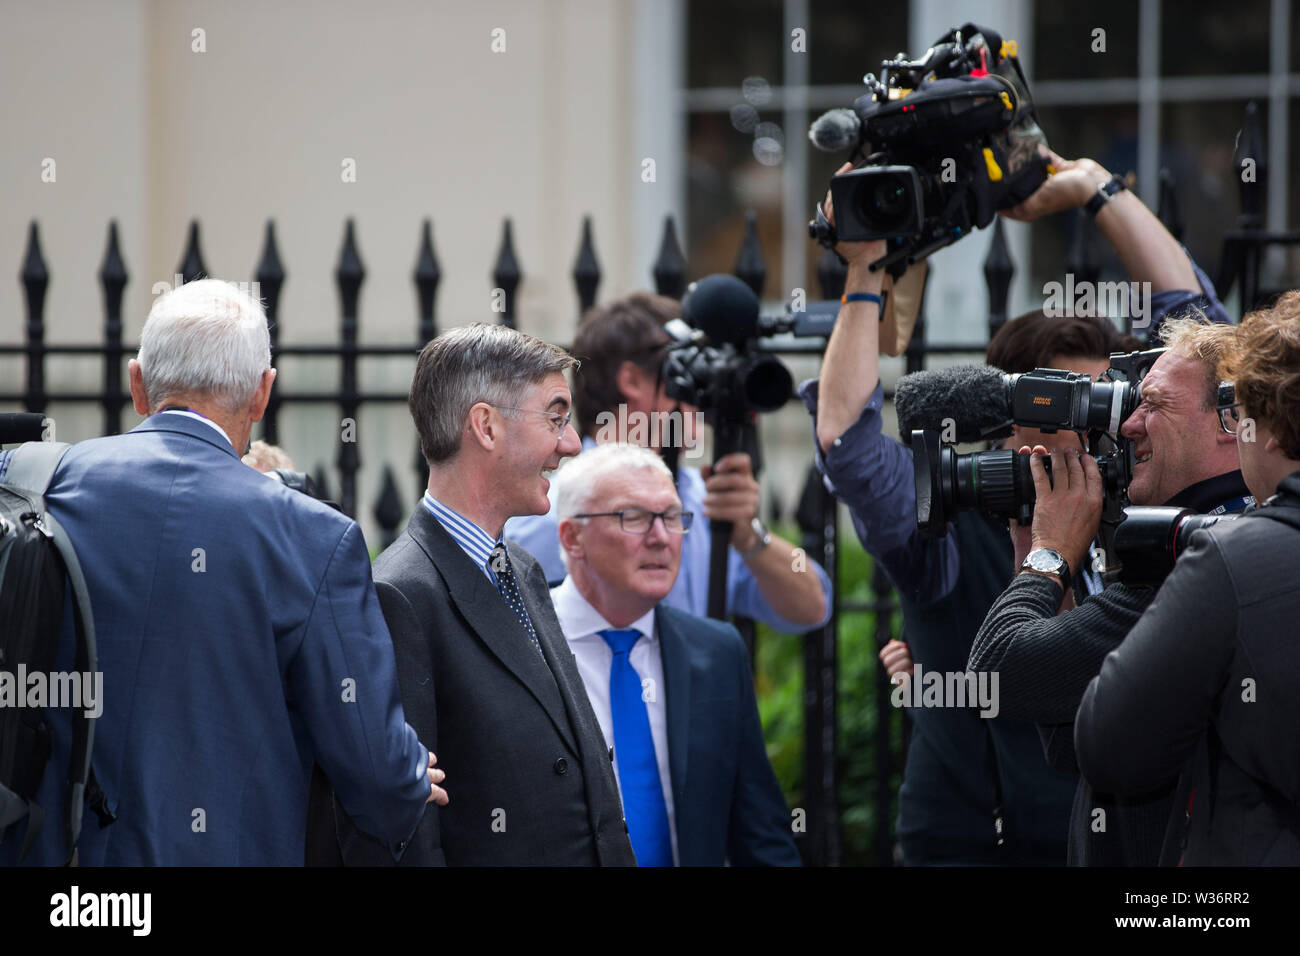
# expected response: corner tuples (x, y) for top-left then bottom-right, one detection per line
(573, 508), (694, 534)
(1215, 381), (1242, 435)
(490, 404), (572, 438)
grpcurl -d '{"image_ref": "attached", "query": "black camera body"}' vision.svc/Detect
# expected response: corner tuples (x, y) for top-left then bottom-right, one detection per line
(661, 275), (794, 423)
(1111, 507), (1242, 587)
(912, 349), (1165, 579)
(809, 22), (1049, 271)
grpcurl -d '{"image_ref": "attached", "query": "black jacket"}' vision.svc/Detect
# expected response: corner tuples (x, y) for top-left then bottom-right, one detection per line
(310, 507), (636, 866)
(969, 471), (1255, 865)
(1076, 472), (1300, 866)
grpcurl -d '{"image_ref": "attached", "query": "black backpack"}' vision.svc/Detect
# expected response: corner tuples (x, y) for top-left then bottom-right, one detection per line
(0, 441), (98, 864)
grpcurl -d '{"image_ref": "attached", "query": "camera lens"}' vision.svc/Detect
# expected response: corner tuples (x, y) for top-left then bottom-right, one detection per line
(854, 172), (916, 235)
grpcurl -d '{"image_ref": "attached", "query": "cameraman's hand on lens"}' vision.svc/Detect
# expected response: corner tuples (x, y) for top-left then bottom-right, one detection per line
(1026, 444), (1103, 577)
(825, 162), (889, 269)
(879, 639), (914, 684)
(1000, 149), (1110, 222)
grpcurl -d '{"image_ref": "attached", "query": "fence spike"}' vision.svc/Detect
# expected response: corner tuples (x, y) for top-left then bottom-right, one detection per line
(413, 218), (441, 343)
(733, 210), (766, 297)
(21, 221), (49, 414)
(572, 215), (601, 317)
(256, 220), (286, 444)
(492, 218), (521, 329)
(374, 466), (404, 548)
(1235, 101), (1265, 229)
(313, 465), (331, 502)
(336, 218), (365, 321)
(1156, 168), (1184, 242)
(1064, 210), (1100, 292)
(177, 219), (207, 283)
(983, 217), (1014, 337)
(652, 215), (686, 299)
(256, 220), (286, 323)
(99, 221), (130, 435)
(815, 246), (846, 301)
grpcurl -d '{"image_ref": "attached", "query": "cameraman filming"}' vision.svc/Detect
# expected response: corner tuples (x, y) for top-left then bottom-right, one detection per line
(806, 154), (1226, 866)
(968, 322), (1251, 867)
(1075, 300), (1300, 866)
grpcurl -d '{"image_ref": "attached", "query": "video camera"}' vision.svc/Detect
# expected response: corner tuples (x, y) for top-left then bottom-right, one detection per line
(808, 22), (1049, 274)
(908, 348), (1165, 579)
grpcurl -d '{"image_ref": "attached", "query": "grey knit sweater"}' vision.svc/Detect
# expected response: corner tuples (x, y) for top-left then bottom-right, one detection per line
(969, 572), (1174, 866)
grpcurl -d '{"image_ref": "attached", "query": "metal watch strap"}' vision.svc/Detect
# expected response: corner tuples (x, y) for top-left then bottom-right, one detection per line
(738, 517), (771, 557)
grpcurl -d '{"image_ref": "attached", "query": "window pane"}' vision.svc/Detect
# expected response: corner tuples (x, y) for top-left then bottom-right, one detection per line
(1161, 99), (1265, 272)
(686, 110), (786, 296)
(1024, 105), (1140, 303)
(687, 0), (784, 89)
(1161, 0), (1270, 76)
(1033, 1), (1139, 80)
(807, 0), (908, 87)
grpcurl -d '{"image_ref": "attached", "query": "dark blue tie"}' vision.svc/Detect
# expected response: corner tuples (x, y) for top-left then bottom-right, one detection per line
(489, 543), (543, 658)
(599, 628), (673, 867)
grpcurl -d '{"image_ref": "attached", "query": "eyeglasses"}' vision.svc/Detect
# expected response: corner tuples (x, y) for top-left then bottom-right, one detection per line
(573, 508), (694, 534)
(490, 404), (572, 438)
(1215, 381), (1242, 435)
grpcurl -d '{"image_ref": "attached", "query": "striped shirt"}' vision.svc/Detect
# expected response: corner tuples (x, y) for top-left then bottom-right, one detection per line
(422, 490), (501, 584)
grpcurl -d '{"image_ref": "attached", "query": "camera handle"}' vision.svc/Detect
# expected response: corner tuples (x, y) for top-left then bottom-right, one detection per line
(705, 414), (763, 621)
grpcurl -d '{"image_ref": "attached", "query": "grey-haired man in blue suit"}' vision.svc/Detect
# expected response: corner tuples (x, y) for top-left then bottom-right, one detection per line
(0, 279), (444, 866)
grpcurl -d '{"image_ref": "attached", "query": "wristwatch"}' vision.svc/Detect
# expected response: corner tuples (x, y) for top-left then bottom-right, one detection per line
(1084, 174), (1127, 218)
(737, 517), (772, 558)
(1020, 548), (1071, 592)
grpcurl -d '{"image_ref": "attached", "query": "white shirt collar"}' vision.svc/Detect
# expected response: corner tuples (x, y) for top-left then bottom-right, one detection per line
(158, 408), (234, 449)
(551, 577), (657, 646)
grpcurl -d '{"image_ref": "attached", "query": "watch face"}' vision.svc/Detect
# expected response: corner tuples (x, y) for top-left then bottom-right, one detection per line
(1027, 549), (1064, 573)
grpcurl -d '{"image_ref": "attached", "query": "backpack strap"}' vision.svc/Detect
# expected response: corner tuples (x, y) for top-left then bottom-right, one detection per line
(2, 442), (98, 864)
(3, 441), (72, 497)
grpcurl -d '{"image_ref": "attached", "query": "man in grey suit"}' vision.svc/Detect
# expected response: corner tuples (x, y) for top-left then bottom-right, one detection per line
(349, 323), (635, 866)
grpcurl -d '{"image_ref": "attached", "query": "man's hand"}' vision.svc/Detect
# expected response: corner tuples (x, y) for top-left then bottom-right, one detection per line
(701, 452), (762, 550)
(879, 639), (914, 682)
(1025, 444), (1103, 578)
(427, 751), (449, 805)
(1001, 150), (1110, 222)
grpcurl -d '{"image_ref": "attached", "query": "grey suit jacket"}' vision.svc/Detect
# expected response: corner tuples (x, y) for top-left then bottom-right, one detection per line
(330, 506), (635, 866)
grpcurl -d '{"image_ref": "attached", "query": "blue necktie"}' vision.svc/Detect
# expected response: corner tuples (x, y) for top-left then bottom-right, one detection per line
(599, 628), (673, 867)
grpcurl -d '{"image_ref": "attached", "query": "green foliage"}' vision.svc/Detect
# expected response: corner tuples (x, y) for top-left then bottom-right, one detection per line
(755, 526), (905, 865)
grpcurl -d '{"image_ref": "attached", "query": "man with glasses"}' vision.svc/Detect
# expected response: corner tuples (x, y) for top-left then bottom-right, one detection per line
(968, 317), (1253, 865)
(507, 292), (830, 634)
(313, 323), (636, 866)
(551, 442), (801, 866)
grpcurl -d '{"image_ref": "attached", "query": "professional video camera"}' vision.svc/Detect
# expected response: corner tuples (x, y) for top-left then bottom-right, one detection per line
(902, 349), (1164, 577)
(659, 273), (820, 618)
(662, 275), (795, 421)
(808, 21), (1049, 273)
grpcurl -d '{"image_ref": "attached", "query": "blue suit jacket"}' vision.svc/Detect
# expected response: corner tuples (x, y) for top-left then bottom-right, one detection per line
(0, 414), (430, 865)
(655, 605), (801, 866)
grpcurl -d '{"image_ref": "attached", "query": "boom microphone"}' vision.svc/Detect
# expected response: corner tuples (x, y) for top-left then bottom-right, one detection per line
(894, 364), (1013, 445)
(808, 108), (862, 152)
(681, 274), (759, 346)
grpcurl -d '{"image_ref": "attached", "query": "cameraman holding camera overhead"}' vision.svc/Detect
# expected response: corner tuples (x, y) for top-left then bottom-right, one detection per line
(1074, 304), (1300, 865)
(805, 150), (1234, 865)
